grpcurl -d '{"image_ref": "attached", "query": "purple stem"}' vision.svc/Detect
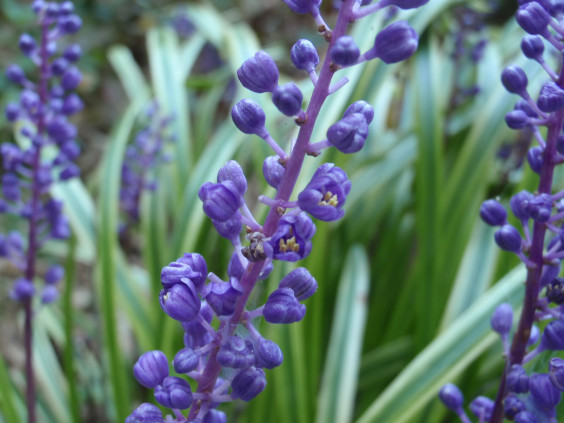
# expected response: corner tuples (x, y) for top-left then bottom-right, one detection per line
(186, 1), (357, 420)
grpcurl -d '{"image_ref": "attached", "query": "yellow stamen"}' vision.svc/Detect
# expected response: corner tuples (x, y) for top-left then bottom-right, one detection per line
(279, 236), (299, 253)
(318, 191), (339, 207)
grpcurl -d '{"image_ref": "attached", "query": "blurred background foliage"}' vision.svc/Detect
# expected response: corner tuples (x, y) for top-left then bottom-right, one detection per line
(2, 0), (562, 422)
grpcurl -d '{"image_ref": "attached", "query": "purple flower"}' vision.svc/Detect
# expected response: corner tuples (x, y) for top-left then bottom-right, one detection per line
(126, 403), (163, 423)
(278, 267), (317, 301)
(198, 181), (242, 222)
(291, 39), (319, 71)
(516, 2), (551, 35)
(490, 303), (513, 336)
(521, 35), (545, 59)
(494, 224), (522, 253)
(480, 199), (507, 226)
(438, 383), (464, 411)
(173, 347), (200, 374)
(327, 113), (369, 154)
(537, 81), (564, 112)
(204, 279), (243, 316)
(504, 395), (526, 419)
(501, 65), (528, 95)
(237, 51), (279, 94)
(529, 373), (561, 411)
(272, 82), (303, 116)
(547, 278), (564, 304)
(263, 156), (286, 189)
(330, 36), (360, 66)
(217, 336), (256, 369)
(373, 20), (418, 64)
(231, 99), (268, 137)
(254, 337), (283, 369)
(469, 396), (493, 421)
(231, 367), (267, 401)
(154, 376), (193, 409)
(507, 364), (529, 393)
(218, 160), (247, 196)
(263, 287), (306, 324)
(264, 213), (316, 261)
(159, 282), (200, 322)
(133, 350), (169, 389)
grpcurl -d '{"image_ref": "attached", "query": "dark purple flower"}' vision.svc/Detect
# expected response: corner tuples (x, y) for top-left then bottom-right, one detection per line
(218, 160), (247, 196)
(330, 36), (360, 66)
(212, 211), (243, 242)
(521, 35), (545, 59)
(264, 213), (316, 262)
(173, 347), (199, 374)
(547, 278), (564, 304)
(159, 282), (200, 322)
(374, 20), (418, 64)
(217, 336), (256, 369)
(529, 373), (561, 411)
(237, 51), (279, 94)
(6, 64), (26, 85)
(540, 320), (564, 350)
(511, 191), (534, 220)
(204, 280), (243, 316)
(231, 99), (268, 137)
(203, 410), (227, 423)
(507, 365), (529, 393)
(291, 39), (319, 71)
(272, 82), (303, 116)
(504, 394), (526, 419)
(282, 0), (322, 14)
(438, 383), (464, 411)
(58, 14), (82, 34)
(469, 396), (493, 421)
(263, 156), (286, 189)
(154, 376), (193, 409)
(61, 66), (82, 91)
(263, 287), (306, 324)
(231, 367), (267, 401)
(505, 109), (530, 129)
(344, 100), (374, 123)
(45, 264), (64, 284)
(494, 224), (522, 253)
(198, 181), (242, 222)
(278, 267), (317, 301)
(327, 113), (369, 154)
(522, 193), (552, 222)
(490, 303), (513, 336)
(549, 357), (564, 391)
(480, 199), (507, 226)
(527, 146), (544, 174)
(501, 66), (528, 95)
(63, 44), (82, 62)
(538, 81), (564, 112)
(61, 93), (83, 115)
(254, 337), (283, 369)
(516, 2), (551, 34)
(10, 278), (35, 301)
(126, 403), (163, 423)
(133, 350), (169, 389)
(298, 163), (351, 222)
(19, 34), (36, 56)
(160, 261), (199, 288)
(177, 253), (208, 292)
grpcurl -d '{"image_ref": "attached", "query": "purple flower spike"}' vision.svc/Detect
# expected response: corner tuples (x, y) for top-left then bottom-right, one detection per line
(255, 337), (283, 369)
(516, 2), (551, 35)
(218, 160), (247, 196)
(501, 66), (528, 95)
(521, 35), (545, 59)
(126, 403), (163, 423)
(263, 287), (306, 324)
(159, 282), (200, 322)
(291, 39), (319, 71)
(298, 163), (351, 221)
(540, 319), (564, 350)
(203, 410), (227, 423)
(272, 82), (303, 116)
(529, 373), (561, 411)
(480, 199), (507, 226)
(327, 113), (369, 154)
(504, 395), (526, 420)
(490, 303), (513, 336)
(438, 383), (464, 411)
(330, 36), (360, 66)
(231, 367), (267, 401)
(231, 99), (268, 137)
(198, 181), (242, 222)
(374, 20), (418, 64)
(133, 350), (169, 389)
(282, 0), (322, 14)
(237, 51), (279, 94)
(538, 82), (564, 112)
(469, 396), (494, 421)
(217, 336), (256, 369)
(264, 213), (316, 262)
(507, 364), (529, 393)
(549, 357), (564, 391)
(263, 156), (286, 189)
(279, 267), (317, 301)
(173, 347), (200, 374)
(515, 411), (539, 423)
(494, 224), (522, 253)
(154, 376), (193, 409)
(344, 100), (374, 124)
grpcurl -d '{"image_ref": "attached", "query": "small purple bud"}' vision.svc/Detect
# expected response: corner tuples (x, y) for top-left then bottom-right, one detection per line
(159, 282), (200, 322)
(540, 320), (564, 350)
(60, 163), (80, 180)
(59, 14), (82, 34)
(538, 81), (564, 112)
(51, 58), (69, 76)
(237, 51), (279, 94)
(374, 20), (418, 64)
(46, 2), (60, 18)
(212, 211), (242, 242)
(291, 39), (319, 71)
(231, 367), (267, 401)
(231, 99), (267, 137)
(505, 110), (529, 129)
(515, 411), (539, 423)
(504, 394), (526, 420)
(438, 383), (464, 411)
(19, 34), (36, 55)
(6, 103), (19, 122)
(2, 173), (20, 202)
(161, 262), (198, 288)
(480, 199), (507, 226)
(330, 36), (360, 66)
(45, 264), (64, 285)
(41, 285), (59, 304)
(501, 66), (528, 95)
(507, 364), (529, 393)
(469, 396), (494, 421)
(6, 65), (26, 85)
(10, 278), (35, 301)
(61, 67), (82, 91)
(510, 190), (533, 220)
(494, 224), (522, 253)
(527, 146), (544, 174)
(47, 116), (77, 143)
(63, 44), (82, 62)
(198, 181), (242, 222)
(203, 410), (227, 423)
(547, 277), (564, 304)
(217, 336), (256, 369)
(516, 2), (551, 35)
(327, 113), (369, 154)
(282, 0), (322, 14)
(154, 376), (193, 409)
(272, 82), (303, 116)
(204, 280), (243, 316)
(515, 99), (538, 117)
(344, 100), (374, 124)
(263, 156), (285, 189)
(255, 337), (283, 369)
(218, 160), (247, 196)
(523, 193), (552, 222)
(173, 347), (199, 373)
(1, 143), (23, 171)
(133, 350), (169, 389)
(62, 93), (84, 115)
(521, 35), (545, 59)
(549, 357), (564, 391)
(228, 252), (245, 280)
(263, 287), (306, 324)
(279, 267), (317, 301)
(490, 303), (513, 336)
(529, 373), (561, 410)
(126, 403), (163, 423)
(60, 1), (74, 15)
(177, 253), (208, 292)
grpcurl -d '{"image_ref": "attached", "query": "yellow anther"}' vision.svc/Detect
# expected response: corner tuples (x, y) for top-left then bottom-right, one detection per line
(279, 236), (299, 253)
(318, 191), (339, 207)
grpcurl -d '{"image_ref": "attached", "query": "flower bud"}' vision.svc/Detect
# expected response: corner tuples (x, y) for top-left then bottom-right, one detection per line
(505, 110), (529, 129)
(327, 113), (369, 154)
(494, 224), (522, 253)
(10, 278), (35, 301)
(177, 253), (208, 292)
(154, 376), (193, 409)
(538, 81), (564, 112)
(523, 193), (552, 222)
(516, 2), (551, 35)
(126, 403), (163, 423)
(255, 337), (283, 369)
(63, 44), (82, 62)
(374, 20), (418, 64)
(264, 213), (316, 262)
(159, 282), (200, 322)
(43, 285), (59, 305)
(515, 411), (539, 423)
(547, 277), (564, 304)
(45, 264), (64, 285)
(549, 357), (564, 391)
(291, 39), (319, 71)
(480, 199), (507, 226)
(2, 173), (20, 202)
(438, 383), (464, 411)
(218, 160), (247, 196)
(279, 267), (317, 301)
(507, 364), (529, 393)
(469, 396), (493, 421)
(272, 82), (303, 116)
(59, 14), (82, 34)
(527, 146), (543, 174)
(504, 394), (526, 420)
(6, 65), (26, 85)
(330, 36), (360, 66)
(490, 303), (513, 336)
(510, 191), (533, 220)
(203, 410), (227, 423)
(204, 280), (243, 316)
(344, 100), (374, 124)
(133, 350), (169, 388)
(173, 347), (200, 374)
(540, 319), (564, 350)
(501, 66), (528, 95)
(515, 99), (538, 117)
(263, 155), (286, 189)
(231, 367), (267, 401)
(61, 67), (82, 91)
(217, 336), (256, 369)
(521, 35), (545, 59)
(198, 181), (242, 222)
(231, 99), (267, 137)
(263, 287), (306, 324)
(19, 34), (36, 56)
(282, 0), (322, 14)
(529, 373), (561, 410)
(161, 262), (198, 288)
(213, 211), (242, 242)
(62, 93), (84, 115)
(237, 51), (279, 94)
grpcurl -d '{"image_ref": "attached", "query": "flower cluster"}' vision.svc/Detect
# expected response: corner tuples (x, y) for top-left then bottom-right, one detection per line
(120, 101), (174, 226)
(128, 0), (428, 421)
(440, 2), (564, 422)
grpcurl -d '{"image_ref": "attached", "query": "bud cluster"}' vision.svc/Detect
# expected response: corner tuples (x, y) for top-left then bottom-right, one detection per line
(128, 0), (429, 421)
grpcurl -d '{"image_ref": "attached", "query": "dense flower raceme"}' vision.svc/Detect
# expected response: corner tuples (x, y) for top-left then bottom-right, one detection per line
(1, 1), (82, 304)
(440, 2), (564, 422)
(129, 0), (428, 421)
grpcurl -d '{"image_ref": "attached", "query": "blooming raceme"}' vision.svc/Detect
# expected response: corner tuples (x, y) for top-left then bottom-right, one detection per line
(440, 2), (564, 422)
(128, 0), (428, 421)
